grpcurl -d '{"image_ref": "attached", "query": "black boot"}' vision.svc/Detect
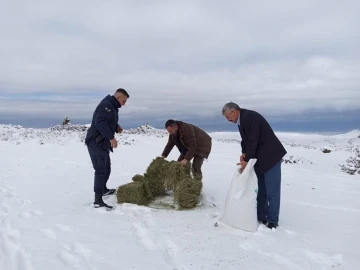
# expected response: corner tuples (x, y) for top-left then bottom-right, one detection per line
(94, 193), (113, 210)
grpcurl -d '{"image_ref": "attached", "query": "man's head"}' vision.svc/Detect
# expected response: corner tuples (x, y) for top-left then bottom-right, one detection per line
(114, 88), (129, 106)
(165, 119), (178, 135)
(222, 102), (241, 123)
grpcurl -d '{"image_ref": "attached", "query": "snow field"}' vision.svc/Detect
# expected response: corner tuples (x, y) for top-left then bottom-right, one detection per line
(0, 126), (359, 269)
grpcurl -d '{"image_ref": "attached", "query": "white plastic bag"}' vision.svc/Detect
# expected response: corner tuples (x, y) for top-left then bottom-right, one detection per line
(219, 159), (259, 232)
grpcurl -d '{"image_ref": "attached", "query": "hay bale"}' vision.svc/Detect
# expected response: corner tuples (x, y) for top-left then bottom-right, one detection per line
(164, 161), (192, 190)
(117, 157), (201, 209)
(116, 181), (149, 205)
(143, 157), (169, 196)
(132, 174), (153, 200)
(174, 178), (203, 209)
(132, 174), (145, 182)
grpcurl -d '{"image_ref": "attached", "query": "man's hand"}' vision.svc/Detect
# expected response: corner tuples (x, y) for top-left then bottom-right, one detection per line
(117, 125), (123, 134)
(241, 161), (247, 172)
(236, 153), (246, 166)
(179, 159), (188, 166)
(110, 138), (118, 148)
(236, 160), (247, 172)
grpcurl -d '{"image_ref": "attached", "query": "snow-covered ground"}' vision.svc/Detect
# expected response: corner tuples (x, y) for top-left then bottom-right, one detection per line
(0, 124), (359, 270)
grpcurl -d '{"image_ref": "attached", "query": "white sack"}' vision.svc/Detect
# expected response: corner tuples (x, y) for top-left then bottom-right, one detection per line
(219, 159), (259, 232)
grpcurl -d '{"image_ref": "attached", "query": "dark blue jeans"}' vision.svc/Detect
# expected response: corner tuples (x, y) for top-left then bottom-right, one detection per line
(256, 161), (282, 224)
(87, 140), (111, 195)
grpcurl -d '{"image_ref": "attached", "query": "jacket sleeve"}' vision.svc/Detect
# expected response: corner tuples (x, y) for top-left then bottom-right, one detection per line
(94, 105), (114, 140)
(243, 118), (260, 162)
(162, 136), (175, 157)
(115, 123), (120, 133)
(183, 127), (198, 161)
(241, 140), (246, 154)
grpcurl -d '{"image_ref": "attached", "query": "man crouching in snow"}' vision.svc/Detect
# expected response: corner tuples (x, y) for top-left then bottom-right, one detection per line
(222, 102), (287, 229)
(161, 119), (212, 181)
(85, 88), (129, 209)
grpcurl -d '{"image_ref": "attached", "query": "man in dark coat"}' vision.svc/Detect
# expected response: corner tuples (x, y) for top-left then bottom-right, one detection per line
(161, 120), (212, 180)
(85, 88), (129, 209)
(222, 102), (287, 229)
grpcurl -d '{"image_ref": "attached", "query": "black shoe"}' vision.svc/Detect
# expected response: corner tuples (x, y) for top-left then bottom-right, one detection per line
(94, 194), (114, 210)
(93, 201), (114, 210)
(267, 223), (278, 229)
(103, 189), (116, 196)
(259, 220), (267, 225)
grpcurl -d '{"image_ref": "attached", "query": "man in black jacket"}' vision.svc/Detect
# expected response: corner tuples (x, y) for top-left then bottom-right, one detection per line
(85, 88), (129, 209)
(222, 102), (287, 229)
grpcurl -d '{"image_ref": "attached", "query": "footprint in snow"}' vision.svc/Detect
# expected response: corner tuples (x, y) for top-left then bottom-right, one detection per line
(15, 199), (32, 206)
(0, 187), (15, 198)
(57, 250), (79, 267)
(1, 217), (21, 242)
(0, 230), (34, 270)
(71, 242), (92, 259)
(239, 241), (256, 251)
(131, 222), (157, 251)
(30, 209), (43, 216)
(303, 250), (343, 268)
(284, 229), (298, 237)
(41, 228), (57, 240)
(55, 224), (73, 232)
(58, 242), (96, 269)
(0, 202), (11, 214)
(161, 237), (180, 268)
(19, 212), (32, 220)
(15, 249), (34, 270)
(240, 240), (302, 270)
(143, 212), (155, 227)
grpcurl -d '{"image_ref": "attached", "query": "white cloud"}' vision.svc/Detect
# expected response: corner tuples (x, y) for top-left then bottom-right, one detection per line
(0, 0), (359, 122)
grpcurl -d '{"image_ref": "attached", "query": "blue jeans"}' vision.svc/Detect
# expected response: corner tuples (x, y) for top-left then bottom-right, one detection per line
(256, 161), (282, 224)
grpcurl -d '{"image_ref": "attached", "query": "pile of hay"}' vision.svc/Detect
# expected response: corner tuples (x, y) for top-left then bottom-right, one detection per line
(116, 157), (202, 209)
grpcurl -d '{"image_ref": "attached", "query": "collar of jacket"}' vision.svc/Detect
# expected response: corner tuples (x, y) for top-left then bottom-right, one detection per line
(171, 122), (183, 141)
(106, 95), (121, 109)
(175, 121), (183, 136)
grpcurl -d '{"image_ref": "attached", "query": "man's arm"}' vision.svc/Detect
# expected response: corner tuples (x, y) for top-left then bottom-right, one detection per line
(161, 136), (175, 157)
(177, 153), (185, 162)
(94, 106), (114, 140)
(241, 140), (246, 154)
(183, 127), (197, 161)
(243, 118), (260, 162)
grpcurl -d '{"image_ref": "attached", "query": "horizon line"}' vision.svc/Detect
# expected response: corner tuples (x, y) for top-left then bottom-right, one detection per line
(1, 122), (358, 136)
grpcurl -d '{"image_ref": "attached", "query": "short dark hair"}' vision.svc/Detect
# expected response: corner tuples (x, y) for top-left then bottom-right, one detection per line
(165, 119), (177, 128)
(115, 88), (129, 98)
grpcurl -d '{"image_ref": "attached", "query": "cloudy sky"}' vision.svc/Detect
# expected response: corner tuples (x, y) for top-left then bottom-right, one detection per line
(0, 0), (359, 132)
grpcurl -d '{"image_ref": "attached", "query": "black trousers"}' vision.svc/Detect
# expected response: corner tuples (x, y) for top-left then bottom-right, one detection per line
(87, 140), (111, 195)
(178, 153), (204, 180)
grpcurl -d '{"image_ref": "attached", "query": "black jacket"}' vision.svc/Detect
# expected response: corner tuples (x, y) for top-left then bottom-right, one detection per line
(238, 109), (286, 173)
(85, 95), (121, 152)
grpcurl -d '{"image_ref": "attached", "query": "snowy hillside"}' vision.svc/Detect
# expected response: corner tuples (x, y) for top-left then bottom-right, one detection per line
(0, 124), (359, 269)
